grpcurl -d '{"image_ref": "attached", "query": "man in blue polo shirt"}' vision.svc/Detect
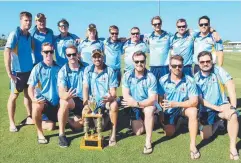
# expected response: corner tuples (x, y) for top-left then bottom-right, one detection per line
(57, 45), (85, 148)
(195, 51), (239, 160)
(104, 25), (124, 85)
(30, 13), (54, 64)
(144, 16), (171, 80)
(28, 43), (60, 144)
(123, 27), (149, 72)
(193, 16), (223, 73)
(54, 19), (79, 67)
(158, 55), (200, 159)
(4, 11), (34, 132)
(122, 51), (157, 155)
(78, 24), (104, 67)
(82, 49), (118, 146)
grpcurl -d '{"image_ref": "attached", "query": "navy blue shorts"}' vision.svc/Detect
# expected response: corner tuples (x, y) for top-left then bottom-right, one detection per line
(71, 97), (84, 116)
(163, 109), (183, 125)
(198, 111), (220, 125)
(10, 71), (31, 93)
(150, 66), (169, 81)
(124, 107), (144, 120)
(42, 102), (59, 122)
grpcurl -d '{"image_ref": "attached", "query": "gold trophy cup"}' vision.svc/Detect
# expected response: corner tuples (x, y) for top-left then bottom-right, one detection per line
(80, 96), (103, 150)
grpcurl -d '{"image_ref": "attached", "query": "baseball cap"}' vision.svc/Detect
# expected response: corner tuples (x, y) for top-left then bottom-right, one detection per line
(92, 49), (104, 57)
(88, 23), (96, 30)
(35, 13), (46, 21)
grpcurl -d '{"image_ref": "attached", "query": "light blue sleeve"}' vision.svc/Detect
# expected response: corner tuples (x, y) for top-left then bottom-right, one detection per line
(108, 68), (118, 88)
(57, 67), (67, 88)
(27, 65), (39, 86)
(144, 42), (150, 54)
(187, 78), (198, 97)
(148, 74), (157, 96)
(217, 66), (232, 84)
(83, 66), (90, 85)
(5, 31), (18, 49)
(100, 41), (104, 52)
(78, 41), (84, 53)
(122, 73), (129, 89)
(215, 39), (224, 51)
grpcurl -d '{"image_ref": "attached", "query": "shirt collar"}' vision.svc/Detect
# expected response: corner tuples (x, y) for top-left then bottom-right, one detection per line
(131, 69), (148, 80)
(150, 30), (167, 38)
(66, 61), (83, 73)
(167, 73), (186, 84)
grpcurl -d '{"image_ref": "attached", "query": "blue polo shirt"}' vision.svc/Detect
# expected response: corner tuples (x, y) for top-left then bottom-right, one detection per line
(78, 39), (104, 67)
(54, 33), (79, 67)
(57, 62), (85, 99)
(5, 27), (33, 73)
(103, 38), (124, 70)
(144, 31), (171, 66)
(122, 69), (157, 101)
(123, 40), (149, 72)
(28, 61), (60, 106)
(170, 31), (196, 66)
(158, 74), (198, 114)
(30, 26), (54, 64)
(194, 65), (232, 112)
(83, 64), (118, 105)
(193, 32), (223, 64)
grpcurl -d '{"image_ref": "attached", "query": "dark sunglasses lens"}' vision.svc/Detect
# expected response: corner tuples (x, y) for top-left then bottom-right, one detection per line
(199, 23), (209, 27)
(43, 50), (54, 54)
(153, 23), (161, 26)
(177, 25), (186, 28)
(131, 33), (139, 35)
(111, 33), (118, 35)
(171, 65), (183, 68)
(67, 53), (77, 57)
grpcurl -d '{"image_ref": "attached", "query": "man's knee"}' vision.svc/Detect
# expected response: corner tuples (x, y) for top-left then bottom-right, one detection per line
(9, 93), (19, 102)
(32, 104), (44, 115)
(110, 101), (118, 112)
(143, 106), (155, 118)
(42, 121), (55, 131)
(164, 125), (176, 137)
(200, 125), (212, 140)
(185, 107), (198, 120)
(132, 120), (145, 135)
(59, 99), (71, 110)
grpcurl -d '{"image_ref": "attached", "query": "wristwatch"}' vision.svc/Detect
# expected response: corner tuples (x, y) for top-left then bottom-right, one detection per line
(230, 106), (236, 110)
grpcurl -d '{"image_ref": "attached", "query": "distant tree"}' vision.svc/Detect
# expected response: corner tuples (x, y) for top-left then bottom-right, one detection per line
(223, 40), (231, 45)
(0, 34), (7, 47)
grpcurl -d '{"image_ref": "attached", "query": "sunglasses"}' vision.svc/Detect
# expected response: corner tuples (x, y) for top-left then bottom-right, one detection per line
(131, 32), (140, 36)
(153, 23), (161, 26)
(59, 24), (69, 28)
(134, 60), (145, 64)
(66, 53), (77, 57)
(111, 32), (119, 35)
(199, 23), (209, 27)
(42, 50), (54, 54)
(177, 25), (186, 29)
(171, 64), (183, 69)
(199, 60), (211, 64)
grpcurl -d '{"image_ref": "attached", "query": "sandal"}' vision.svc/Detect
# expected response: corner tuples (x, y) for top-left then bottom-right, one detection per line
(109, 140), (117, 147)
(38, 137), (48, 144)
(230, 151), (239, 160)
(190, 150), (201, 160)
(143, 145), (153, 155)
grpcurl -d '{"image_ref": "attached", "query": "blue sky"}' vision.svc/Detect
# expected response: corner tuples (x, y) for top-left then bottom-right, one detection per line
(0, 1), (240, 41)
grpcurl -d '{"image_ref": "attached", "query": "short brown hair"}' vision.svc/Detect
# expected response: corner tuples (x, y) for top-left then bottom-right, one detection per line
(20, 11), (32, 19)
(132, 51), (146, 61)
(170, 55), (184, 63)
(197, 51), (213, 61)
(151, 16), (162, 25)
(176, 18), (187, 26)
(41, 42), (53, 50)
(109, 25), (119, 33)
(66, 45), (78, 53)
(130, 27), (140, 32)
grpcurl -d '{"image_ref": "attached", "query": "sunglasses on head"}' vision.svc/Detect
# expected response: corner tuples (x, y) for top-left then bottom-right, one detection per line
(42, 50), (54, 54)
(111, 32), (119, 35)
(66, 53), (77, 57)
(131, 32), (140, 36)
(153, 23), (161, 26)
(134, 60), (145, 64)
(199, 23), (209, 27)
(177, 25), (186, 29)
(171, 64), (183, 69)
(199, 60), (211, 64)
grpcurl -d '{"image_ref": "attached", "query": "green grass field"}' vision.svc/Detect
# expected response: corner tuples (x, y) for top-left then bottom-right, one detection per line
(0, 51), (240, 163)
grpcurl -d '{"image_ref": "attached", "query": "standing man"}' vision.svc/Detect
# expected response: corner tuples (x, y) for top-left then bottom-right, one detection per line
(4, 11), (34, 132)
(122, 51), (157, 154)
(30, 13), (54, 64)
(55, 19), (79, 67)
(158, 55), (200, 159)
(193, 16), (223, 73)
(144, 16), (171, 80)
(57, 45), (85, 147)
(195, 51), (239, 160)
(83, 49), (119, 146)
(104, 25), (124, 86)
(28, 43), (60, 144)
(123, 27), (149, 72)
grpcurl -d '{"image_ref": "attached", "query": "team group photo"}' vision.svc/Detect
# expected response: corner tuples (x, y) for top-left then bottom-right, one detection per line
(0, 1), (241, 163)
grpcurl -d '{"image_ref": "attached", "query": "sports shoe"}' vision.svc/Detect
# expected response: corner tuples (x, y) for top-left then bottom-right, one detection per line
(59, 135), (69, 148)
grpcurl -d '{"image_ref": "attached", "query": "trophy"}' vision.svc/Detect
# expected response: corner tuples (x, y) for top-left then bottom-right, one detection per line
(80, 95), (103, 150)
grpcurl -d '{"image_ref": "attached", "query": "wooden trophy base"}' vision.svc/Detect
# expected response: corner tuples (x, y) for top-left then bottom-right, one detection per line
(80, 134), (103, 150)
